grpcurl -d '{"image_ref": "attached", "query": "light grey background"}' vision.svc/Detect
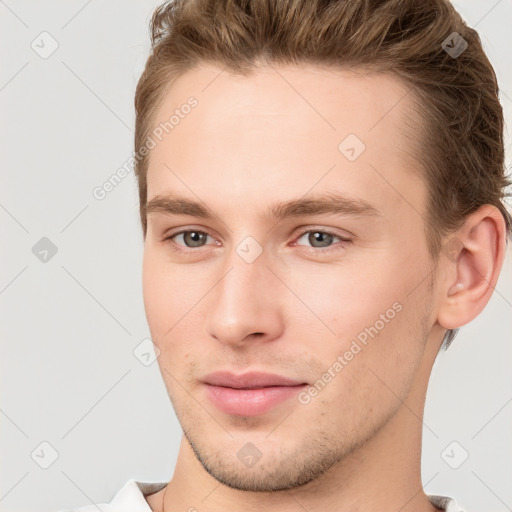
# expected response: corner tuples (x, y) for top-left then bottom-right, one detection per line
(0, 1), (511, 511)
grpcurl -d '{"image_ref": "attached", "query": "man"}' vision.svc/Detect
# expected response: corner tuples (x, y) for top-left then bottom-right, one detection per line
(59, 0), (510, 510)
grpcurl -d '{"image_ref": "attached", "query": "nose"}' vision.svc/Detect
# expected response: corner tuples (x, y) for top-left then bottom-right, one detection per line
(205, 249), (285, 349)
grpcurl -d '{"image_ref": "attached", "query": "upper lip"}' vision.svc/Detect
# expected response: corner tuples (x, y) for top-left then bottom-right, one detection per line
(203, 371), (306, 389)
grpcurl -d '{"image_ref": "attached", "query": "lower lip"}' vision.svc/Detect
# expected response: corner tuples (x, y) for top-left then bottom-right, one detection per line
(204, 384), (308, 416)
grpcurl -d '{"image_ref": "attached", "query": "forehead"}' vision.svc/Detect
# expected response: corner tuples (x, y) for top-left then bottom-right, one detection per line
(146, 63), (423, 222)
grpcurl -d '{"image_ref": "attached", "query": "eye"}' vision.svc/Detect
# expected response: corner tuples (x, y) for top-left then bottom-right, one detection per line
(294, 229), (350, 251)
(167, 230), (214, 249)
(164, 228), (351, 255)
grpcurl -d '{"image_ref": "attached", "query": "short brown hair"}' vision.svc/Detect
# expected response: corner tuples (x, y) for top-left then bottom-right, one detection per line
(134, 0), (512, 347)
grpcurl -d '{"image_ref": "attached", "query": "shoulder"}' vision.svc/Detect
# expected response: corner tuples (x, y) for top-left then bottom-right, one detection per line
(52, 479), (168, 512)
(428, 494), (468, 512)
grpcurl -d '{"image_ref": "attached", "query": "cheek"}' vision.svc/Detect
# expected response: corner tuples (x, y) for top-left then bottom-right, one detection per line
(142, 248), (209, 354)
(286, 253), (428, 391)
(142, 251), (161, 332)
(286, 258), (406, 344)
(303, 303), (426, 436)
(142, 249), (179, 341)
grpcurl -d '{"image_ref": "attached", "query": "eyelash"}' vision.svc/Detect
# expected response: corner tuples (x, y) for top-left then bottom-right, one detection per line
(163, 228), (351, 255)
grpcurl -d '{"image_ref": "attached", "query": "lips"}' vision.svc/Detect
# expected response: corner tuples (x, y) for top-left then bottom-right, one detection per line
(203, 371), (306, 389)
(202, 371), (308, 416)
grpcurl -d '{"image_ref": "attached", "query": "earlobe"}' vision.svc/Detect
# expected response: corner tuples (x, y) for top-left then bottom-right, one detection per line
(437, 205), (506, 331)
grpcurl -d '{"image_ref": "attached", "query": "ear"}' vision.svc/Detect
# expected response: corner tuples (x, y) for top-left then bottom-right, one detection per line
(437, 205), (507, 331)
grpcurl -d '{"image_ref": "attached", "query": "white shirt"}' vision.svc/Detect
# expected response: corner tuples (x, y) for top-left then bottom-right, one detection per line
(55, 479), (467, 511)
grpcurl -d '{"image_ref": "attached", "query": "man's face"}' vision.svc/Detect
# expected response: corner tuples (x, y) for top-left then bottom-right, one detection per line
(142, 63), (438, 491)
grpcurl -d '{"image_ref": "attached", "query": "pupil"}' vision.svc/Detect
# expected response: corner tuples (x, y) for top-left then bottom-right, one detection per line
(186, 231), (205, 247)
(310, 232), (332, 247)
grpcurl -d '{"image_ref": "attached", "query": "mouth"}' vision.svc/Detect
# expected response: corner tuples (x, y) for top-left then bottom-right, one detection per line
(202, 371), (308, 416)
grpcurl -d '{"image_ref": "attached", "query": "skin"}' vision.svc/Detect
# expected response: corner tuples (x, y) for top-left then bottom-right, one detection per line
(141, 63), (506, 512)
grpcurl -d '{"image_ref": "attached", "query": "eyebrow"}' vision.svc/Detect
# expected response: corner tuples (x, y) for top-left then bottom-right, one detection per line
(144, 192), (381, 222)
